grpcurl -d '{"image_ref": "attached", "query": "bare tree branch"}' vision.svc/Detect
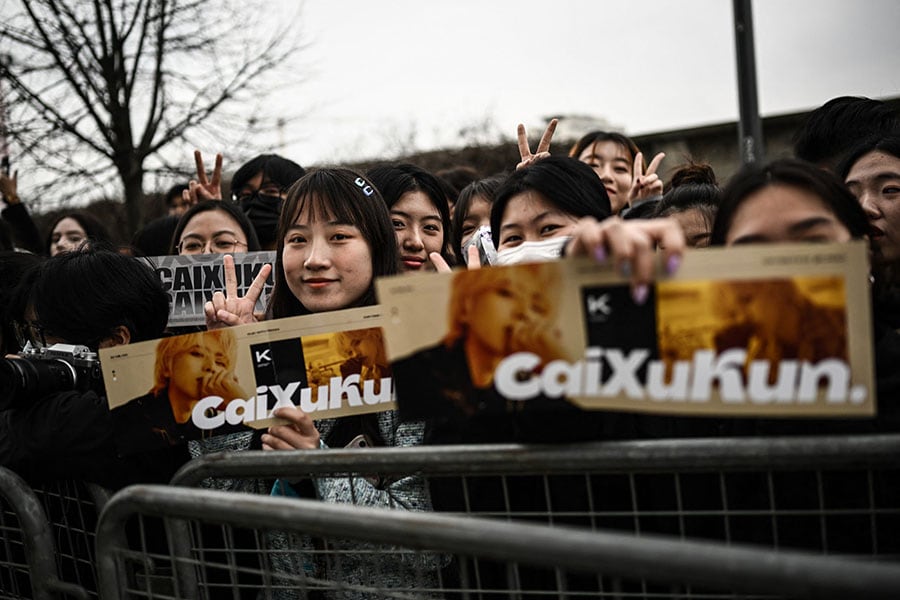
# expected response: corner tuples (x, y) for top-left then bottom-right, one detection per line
(0, 0), (306, 231)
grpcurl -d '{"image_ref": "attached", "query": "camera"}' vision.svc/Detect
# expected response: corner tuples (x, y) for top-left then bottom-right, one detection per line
(461, 225), (497, 267)
(0, 343), (103, 410)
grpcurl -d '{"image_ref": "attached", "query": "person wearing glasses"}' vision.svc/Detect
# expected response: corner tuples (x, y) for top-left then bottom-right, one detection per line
(170, 200), (261, 256)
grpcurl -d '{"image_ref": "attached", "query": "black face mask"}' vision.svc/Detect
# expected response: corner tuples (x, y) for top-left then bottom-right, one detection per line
(241, 193), (283, 245)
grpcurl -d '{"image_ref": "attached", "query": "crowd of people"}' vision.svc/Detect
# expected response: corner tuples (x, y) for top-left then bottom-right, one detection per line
(1, 94), (899, 595)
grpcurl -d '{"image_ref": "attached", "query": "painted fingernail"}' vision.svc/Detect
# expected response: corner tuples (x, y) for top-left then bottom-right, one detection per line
(632, 284), (649, 305)
(620, 260), (632, 278)
(593, 246), (607, 263)
(666, 254), (682, 275)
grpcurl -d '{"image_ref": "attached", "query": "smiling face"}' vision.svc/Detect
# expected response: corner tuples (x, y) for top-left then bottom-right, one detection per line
(497, 191), (579, 250)
(391, 190), (445, 272)
(50, 217), (87, 256)
(725, 184), (852, 246)
(844, 150), (900, 264)
(577, 140), (633, 213)
(281, 205), (374, 313)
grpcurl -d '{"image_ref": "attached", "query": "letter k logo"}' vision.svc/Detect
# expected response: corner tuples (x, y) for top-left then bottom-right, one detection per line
(586, 294), (611, 318)
(254, 349), (271, 365)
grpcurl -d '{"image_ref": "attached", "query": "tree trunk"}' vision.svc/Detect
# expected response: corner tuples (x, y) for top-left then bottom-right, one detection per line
(122, 165), (145, 236)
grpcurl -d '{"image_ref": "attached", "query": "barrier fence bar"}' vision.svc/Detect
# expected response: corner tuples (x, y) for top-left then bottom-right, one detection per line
(96, 484), (900, 599)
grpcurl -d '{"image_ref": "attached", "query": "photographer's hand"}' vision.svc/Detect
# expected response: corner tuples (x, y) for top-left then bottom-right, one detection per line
(205, 255), (272, 328)
(262, 406), (321, 450)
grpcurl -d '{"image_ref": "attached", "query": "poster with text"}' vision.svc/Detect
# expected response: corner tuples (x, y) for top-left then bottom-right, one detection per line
(139, 252), (276, 327)
(100, 306), (393, 454)
(377, 241), (875, 421)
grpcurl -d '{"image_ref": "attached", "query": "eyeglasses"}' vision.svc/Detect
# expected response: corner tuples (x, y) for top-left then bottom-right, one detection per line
(233, 184), (285, 204)
(178, 236), (248, 255)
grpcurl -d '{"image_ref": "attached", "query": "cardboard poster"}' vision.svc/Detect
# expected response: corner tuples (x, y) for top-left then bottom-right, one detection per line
(377, 241), (875, 420)
(139, 252), (276, 327)
(100, 306), (393, 454)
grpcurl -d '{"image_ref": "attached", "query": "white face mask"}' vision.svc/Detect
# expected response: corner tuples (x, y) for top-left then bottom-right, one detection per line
(494, 236), (571, 266)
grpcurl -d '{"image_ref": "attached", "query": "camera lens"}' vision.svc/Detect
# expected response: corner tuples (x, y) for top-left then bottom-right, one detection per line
(0, 358), (78, 410)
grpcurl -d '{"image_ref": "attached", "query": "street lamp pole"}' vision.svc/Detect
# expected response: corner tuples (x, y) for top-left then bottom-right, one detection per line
(733, 0), (765, 165)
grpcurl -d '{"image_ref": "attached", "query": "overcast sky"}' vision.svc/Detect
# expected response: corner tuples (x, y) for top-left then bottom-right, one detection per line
(258, 0), (900, 165)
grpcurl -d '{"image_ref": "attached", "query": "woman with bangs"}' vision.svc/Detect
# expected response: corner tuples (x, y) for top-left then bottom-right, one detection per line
(367, 163), (456, 273)
(205, 168), (441, 595)
(569, 130), (666, 215)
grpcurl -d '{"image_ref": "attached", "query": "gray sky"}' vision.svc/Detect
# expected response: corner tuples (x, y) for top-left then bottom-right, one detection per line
(260, 0), (900, 165)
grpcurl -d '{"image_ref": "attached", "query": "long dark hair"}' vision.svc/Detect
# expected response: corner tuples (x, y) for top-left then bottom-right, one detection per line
(267, 168), (400, 449)
(44, 211), (113, 256)
(367, 163), (456, 265)
(268, 168), (400, 319)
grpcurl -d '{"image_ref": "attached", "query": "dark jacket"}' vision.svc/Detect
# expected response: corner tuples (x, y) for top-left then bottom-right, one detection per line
(0, 389), (188, 490)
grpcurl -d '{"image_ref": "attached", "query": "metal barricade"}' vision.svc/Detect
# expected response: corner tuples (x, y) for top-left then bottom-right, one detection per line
(95, 484), (900, 599)
(172, 434), (900, 558)
(0, 466), (108, 600)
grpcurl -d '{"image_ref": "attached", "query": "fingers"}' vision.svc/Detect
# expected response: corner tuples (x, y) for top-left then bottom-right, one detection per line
(634, 173), (662, 200)
(211, 153), (223, 187)
(516, 123), (530, 160)
(632, 151), (644, 184)
(223, 254), (238, 299)
(214, 309), (246, 327)
(638, 217), (686, 276)
(535, 118), (558, 154)
(564, 217), (685, 305)
(262, 407), (320, 450)
(562, 216), (604, 260)
(204, 300), (222, 329)
(645, 152), (665, 176)
(466, 244), (482, 270)
(243, 263), (272, 306)
(194, 149), (208, 186)
(428, 251), (452, 273)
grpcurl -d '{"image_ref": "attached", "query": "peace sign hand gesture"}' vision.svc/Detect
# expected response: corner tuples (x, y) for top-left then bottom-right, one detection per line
(186, 150), (224, 205)
(628, 151), (666, 204)
(516, 118), (558, 170)
(204, 254), (273, 329)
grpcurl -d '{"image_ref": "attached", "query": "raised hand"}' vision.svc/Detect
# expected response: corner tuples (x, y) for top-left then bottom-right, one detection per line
(428, 246), (482, 273)
(628, 151), (666, 203)
(204, 254), (272, 328)
(564, 216), (685, 305)
(516, 118), (558, 170)
(187, 150), (224, 205)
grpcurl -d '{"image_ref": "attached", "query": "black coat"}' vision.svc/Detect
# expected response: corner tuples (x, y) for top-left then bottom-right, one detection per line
(0, 389), (188, 490)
